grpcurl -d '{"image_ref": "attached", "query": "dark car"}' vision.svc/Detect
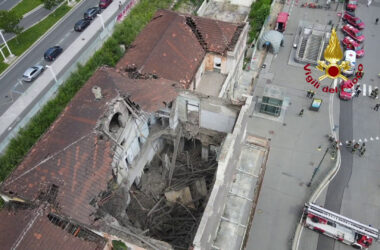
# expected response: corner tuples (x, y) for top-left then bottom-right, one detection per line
(74, 19), (91, 32)
(99, 0), (113, 9)
(44, 46), (63, 61)
(84, 7), (101, 20)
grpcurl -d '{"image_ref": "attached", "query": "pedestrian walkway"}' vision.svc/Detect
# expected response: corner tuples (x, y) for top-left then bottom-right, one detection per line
(362, 83), (379, 98)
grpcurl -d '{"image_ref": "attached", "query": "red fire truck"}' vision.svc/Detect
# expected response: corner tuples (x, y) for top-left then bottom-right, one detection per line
(302, 203), (379, 249)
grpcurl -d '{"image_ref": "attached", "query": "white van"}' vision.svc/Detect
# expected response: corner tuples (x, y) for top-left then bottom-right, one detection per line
(342, 50), (356, 76)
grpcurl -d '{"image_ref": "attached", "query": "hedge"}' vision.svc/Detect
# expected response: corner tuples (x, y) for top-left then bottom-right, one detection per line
(248, 0), (272, 44)
(0, 0), (172, 208)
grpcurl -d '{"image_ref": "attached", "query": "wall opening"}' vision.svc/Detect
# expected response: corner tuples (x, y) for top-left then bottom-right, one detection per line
(109, 113), (122, 133)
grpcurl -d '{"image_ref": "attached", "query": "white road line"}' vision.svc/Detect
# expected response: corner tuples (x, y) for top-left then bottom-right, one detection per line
(363, 84), (366, 96)
(369, 85), (372, 97)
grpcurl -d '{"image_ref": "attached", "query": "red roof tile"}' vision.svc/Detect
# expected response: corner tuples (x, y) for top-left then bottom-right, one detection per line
(1, 67), (180, 226)
(117, 10), (205, 88)
(1, 68), (119, 225)
(0, 206), (106, 250)
(192, 16), (239, 54)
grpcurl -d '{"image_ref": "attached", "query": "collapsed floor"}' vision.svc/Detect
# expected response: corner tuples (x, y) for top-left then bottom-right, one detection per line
(126, 139), (218, 249)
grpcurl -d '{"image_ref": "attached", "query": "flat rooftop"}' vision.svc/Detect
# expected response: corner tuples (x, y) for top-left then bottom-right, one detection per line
(195, 71), (226, 96)
(200, 1), (250, 23)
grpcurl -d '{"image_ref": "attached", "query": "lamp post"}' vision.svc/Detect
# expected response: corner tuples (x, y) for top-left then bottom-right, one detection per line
(45, 65), (57, 83)
(97, 14), (105, 31)
(307, 147), (329, 187)
(0, 29), (14, 62)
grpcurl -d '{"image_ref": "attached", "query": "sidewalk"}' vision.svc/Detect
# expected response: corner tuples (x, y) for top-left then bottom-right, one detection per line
(240, 0), (342, 249)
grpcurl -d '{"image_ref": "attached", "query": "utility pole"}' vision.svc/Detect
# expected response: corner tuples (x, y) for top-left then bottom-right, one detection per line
(307, 147), (329, 187)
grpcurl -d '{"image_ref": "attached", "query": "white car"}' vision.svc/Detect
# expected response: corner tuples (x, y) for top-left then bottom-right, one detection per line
(342, 50), (356, 76)
(22, 65), (44, 82)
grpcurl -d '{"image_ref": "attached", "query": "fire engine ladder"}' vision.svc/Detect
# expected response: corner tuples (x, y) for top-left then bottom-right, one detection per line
(305, 203), (380, 240)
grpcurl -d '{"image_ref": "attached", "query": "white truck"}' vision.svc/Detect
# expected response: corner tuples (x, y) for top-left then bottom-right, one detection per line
(302, 203), (379, 249)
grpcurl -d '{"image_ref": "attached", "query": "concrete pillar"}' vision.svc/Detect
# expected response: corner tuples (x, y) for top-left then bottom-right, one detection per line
(178, 138), (185, 153)
(201, 144), (209, 161)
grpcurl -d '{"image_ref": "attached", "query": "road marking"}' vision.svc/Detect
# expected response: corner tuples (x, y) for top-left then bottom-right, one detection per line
(377, 137), (379, 140)
(363, 84), (366, 96)
(369, 85), (372, 96)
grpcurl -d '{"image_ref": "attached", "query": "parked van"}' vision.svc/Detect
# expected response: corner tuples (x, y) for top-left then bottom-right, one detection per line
(342, 36), (364, 57)
(342, 12), (365, 29)
(342, 50), (356, 76)
(342, 24), (365, 42)
(345, 0), (357, 11)
(275, 12), (289, 33)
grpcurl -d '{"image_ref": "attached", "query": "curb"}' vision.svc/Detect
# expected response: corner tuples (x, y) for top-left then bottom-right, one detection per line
(22, 4), (44, 18)
(0, 0), (84, 82)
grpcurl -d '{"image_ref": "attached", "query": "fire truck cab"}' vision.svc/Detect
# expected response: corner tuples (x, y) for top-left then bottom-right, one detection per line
(302, 203), (379, 249)
(275, 12), (289, 33)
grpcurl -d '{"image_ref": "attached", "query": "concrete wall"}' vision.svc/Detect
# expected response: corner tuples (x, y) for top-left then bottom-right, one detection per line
(219, 23), (249, 99)
(199, 100), (238, 133)
(194, 58), (206, 90)
(193, 96), (253, 250)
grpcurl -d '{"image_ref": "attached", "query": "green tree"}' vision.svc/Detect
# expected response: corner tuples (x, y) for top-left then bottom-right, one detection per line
(43, 0), (62, 10)
(0, 10), (23, 35)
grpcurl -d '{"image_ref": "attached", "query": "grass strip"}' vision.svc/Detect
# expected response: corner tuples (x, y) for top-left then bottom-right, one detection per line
(0, 4), (71, 75)
(11, 0), (43, 17)
(0, 0), (172, 208)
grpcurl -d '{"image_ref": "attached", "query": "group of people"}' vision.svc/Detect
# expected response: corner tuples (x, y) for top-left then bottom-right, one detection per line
(346, 141), (366, 156)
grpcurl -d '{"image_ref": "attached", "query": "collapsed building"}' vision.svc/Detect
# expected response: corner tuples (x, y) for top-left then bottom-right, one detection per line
(0, 9), (267, 250)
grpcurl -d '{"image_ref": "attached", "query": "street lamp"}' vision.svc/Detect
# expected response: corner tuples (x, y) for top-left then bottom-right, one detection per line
(97, 14), (105, 31)
(307, 147), (329, 187)
(0, 29), (14, 62)
(45, 65), (57, 83)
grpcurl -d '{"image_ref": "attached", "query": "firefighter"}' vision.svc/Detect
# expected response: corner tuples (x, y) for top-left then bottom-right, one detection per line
(359, 147), (366, 157)
(346, 140), (352, 148)
(299, 109), (304, 117)
(370, 88), (378, 98)
(352, 142), (360, 153)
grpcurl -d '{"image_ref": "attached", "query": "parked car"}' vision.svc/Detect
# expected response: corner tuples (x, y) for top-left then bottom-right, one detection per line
(74, 19), (91, 32)
(342, 24), (365, 43)
(339, 79), (354, 100)
(44, 46), (63, 61)
(345, 0), (357, 11)
(342, 50), (356, 76)
(99, 0), (113, 9)
(342, 12), (365, 29)
(22, 65), (44, 82)
(342, 36), (364, 57)
(84, 7), (101, 20)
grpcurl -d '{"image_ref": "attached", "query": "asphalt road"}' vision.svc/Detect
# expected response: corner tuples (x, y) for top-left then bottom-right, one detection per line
(2, 4), (60, 42)
(0, 0), (101, 114)
(0, 0), (21, 10)
(316, 2), (380, 250)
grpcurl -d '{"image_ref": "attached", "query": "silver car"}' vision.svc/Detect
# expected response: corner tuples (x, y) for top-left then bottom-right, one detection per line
(22, 65), (44, 82)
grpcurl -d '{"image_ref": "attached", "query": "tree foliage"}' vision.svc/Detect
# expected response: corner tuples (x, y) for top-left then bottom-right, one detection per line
(43, 0), (62, 10)
(0, 10), (23, 35)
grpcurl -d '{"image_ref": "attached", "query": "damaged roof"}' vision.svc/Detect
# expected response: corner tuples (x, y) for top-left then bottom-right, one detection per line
(117, 9), (244, 88)
(105, 68), (181, 112)
(0, 67), (180, 226)
(0, 68), (119, 226)
(0, 206), (106, 250)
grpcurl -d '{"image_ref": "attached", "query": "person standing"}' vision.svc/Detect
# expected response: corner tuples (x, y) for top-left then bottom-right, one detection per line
(355, 84), (360, 91)
(355, 88), (362, 97)
(374, 104), (380, 111)
(376, 18), (379, 25)
(299, 109), (304, 117)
